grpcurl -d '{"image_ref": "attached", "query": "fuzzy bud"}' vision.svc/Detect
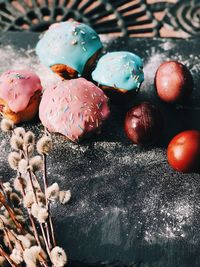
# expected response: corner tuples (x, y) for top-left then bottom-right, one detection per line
(37, 136), (53, 155)
(24, 131), (35, 145)
(24, 144), (34, 156)
(10, 192), (21, 207)
(46, 183), (59, 201)
(16, 215), (25, 223)
(18, 159), (28, 174)
(25, 234), (36, 246)
(26, 177), (40, 191)
(14, 127), (26, 138)
(23, 192), (34, 208)
(0, 256), (6, 266)
(59, 190), (71, 204)
(2, 182), (12, 194)
(10, 248), (23, 264)
(0, 218), (4, 230)
(0, 118), (14, 132)
(0, 215), (8, 228)
(29, 156), (43, 173)
(50, 246), (67, 267)
(37, 191), (45, 205)
(30, 203), (40, 218)
(17, 235), (31, 249)
(13, 176), (26, 192)
(10, 135), (24, 150)
(8, 152), (21, 170)
(23, 246), (42, 266)
(37, 206), (49, 223)
(14, 208), (23, 216)
(31, 203), (48, 223)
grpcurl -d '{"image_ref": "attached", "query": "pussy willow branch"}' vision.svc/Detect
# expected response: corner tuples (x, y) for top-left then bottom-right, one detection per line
(32, 173), (42, 192)
(17, 175), (42, 248)
(8, 176), (49, 267)
(28, 170), (38, 204)
(0, 180), (7, 200)
(0, 246), (17, 267)
(6, 228), (47, 267)
(40, 223), (51, 259)
(32, 173), (53, 251)
(3, 228), (13, 251)
(26, 170), (52, 262)
(7, 228), (24, 251)
(25, 142), (52, 253)
(43, 154), (56, 247)
(0, 191), (25, 234)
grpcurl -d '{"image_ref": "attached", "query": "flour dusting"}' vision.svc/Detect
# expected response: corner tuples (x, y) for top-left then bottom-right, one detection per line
(0, 45), (60, 89)
(0, 36), (200, 253)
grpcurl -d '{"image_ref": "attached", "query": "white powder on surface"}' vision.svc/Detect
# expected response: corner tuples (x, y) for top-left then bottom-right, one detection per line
(143, 53), (164, 85)
(160, 40), (175, 51)
(143, 197), (195, 243)
(0, 36), (200, 249)
(0, 45), (60, 89)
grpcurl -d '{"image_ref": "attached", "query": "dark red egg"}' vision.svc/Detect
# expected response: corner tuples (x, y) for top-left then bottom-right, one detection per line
(124, 102), (163, 145)
(155, 61), (193, 103)
(167, 130), (200, 173)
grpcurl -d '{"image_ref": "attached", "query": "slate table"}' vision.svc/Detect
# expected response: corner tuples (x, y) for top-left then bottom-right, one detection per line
(0, 32), (200, 267)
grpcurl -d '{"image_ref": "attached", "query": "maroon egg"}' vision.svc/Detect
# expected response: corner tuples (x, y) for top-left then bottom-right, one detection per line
(155, 61), (193, 104)
(124, 102), (163, 145)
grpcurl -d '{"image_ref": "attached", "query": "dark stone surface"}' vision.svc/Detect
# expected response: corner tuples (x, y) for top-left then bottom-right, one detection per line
(0, 32), (200, 267)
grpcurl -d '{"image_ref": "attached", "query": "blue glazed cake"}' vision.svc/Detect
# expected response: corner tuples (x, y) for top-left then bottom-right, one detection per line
(92, 51), (144, 92)
(36, 21), (103, 79)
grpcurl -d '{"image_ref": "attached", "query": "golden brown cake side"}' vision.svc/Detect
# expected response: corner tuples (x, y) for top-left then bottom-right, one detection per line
(0, 90), (41, 124)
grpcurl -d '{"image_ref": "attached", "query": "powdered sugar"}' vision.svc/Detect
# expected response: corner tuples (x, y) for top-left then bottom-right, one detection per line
(143, 196), (195, 243)
(0, 35), (200, 257)
(0, 45), (60, 89)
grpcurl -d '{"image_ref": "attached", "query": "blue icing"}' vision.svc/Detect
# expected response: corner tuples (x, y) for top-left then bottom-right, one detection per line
(92, 51), (144, 91)
(36, 21), (103, 75)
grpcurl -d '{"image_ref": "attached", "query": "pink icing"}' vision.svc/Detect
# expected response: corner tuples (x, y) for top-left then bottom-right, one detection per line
(0, 69), (42, 113)
(39, 78), (110, 142)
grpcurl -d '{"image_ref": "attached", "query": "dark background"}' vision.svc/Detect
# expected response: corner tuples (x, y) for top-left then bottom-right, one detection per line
(0, 32), (200, 267)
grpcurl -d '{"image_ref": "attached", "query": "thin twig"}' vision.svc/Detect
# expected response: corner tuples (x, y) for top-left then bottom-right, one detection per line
(45, 221), (51, 249)
(0, 246), (17, 267)
(43, 154), (56, 247)
(6, 228), (24, 251)
(28, 208), (42, 246)
(26, 156), (51, 255)
(18, 176), (42, 248)
(15, 178), (49, 267)
(0, 180), (7, 201)
(43, 154), (48, 196)
(32, 173), (43, 192)
(40, 223), (51, 258)
(49, 216), (56, 247)
(0, 191), (25, 234)
(3, 228), (13, 251)
(28, 170), (38, 204)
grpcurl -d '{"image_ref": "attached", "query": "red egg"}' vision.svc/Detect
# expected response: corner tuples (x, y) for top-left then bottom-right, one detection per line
(167, 130), (200, 173)
(155, 61), (193, 103)
(124, 102), (163, 145)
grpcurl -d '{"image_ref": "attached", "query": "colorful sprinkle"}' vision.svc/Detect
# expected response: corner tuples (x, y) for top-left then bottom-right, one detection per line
(71, 40), (78, 45)
(39, 78), (110, 142)
(78, 124), (84, 132)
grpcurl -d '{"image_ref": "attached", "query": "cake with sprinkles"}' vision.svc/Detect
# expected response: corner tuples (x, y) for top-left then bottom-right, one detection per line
(39, 78), (110, 142)
(92, 51), (144, 104)
(36, 21), (103, 79)
(0, 69), (42, 124)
